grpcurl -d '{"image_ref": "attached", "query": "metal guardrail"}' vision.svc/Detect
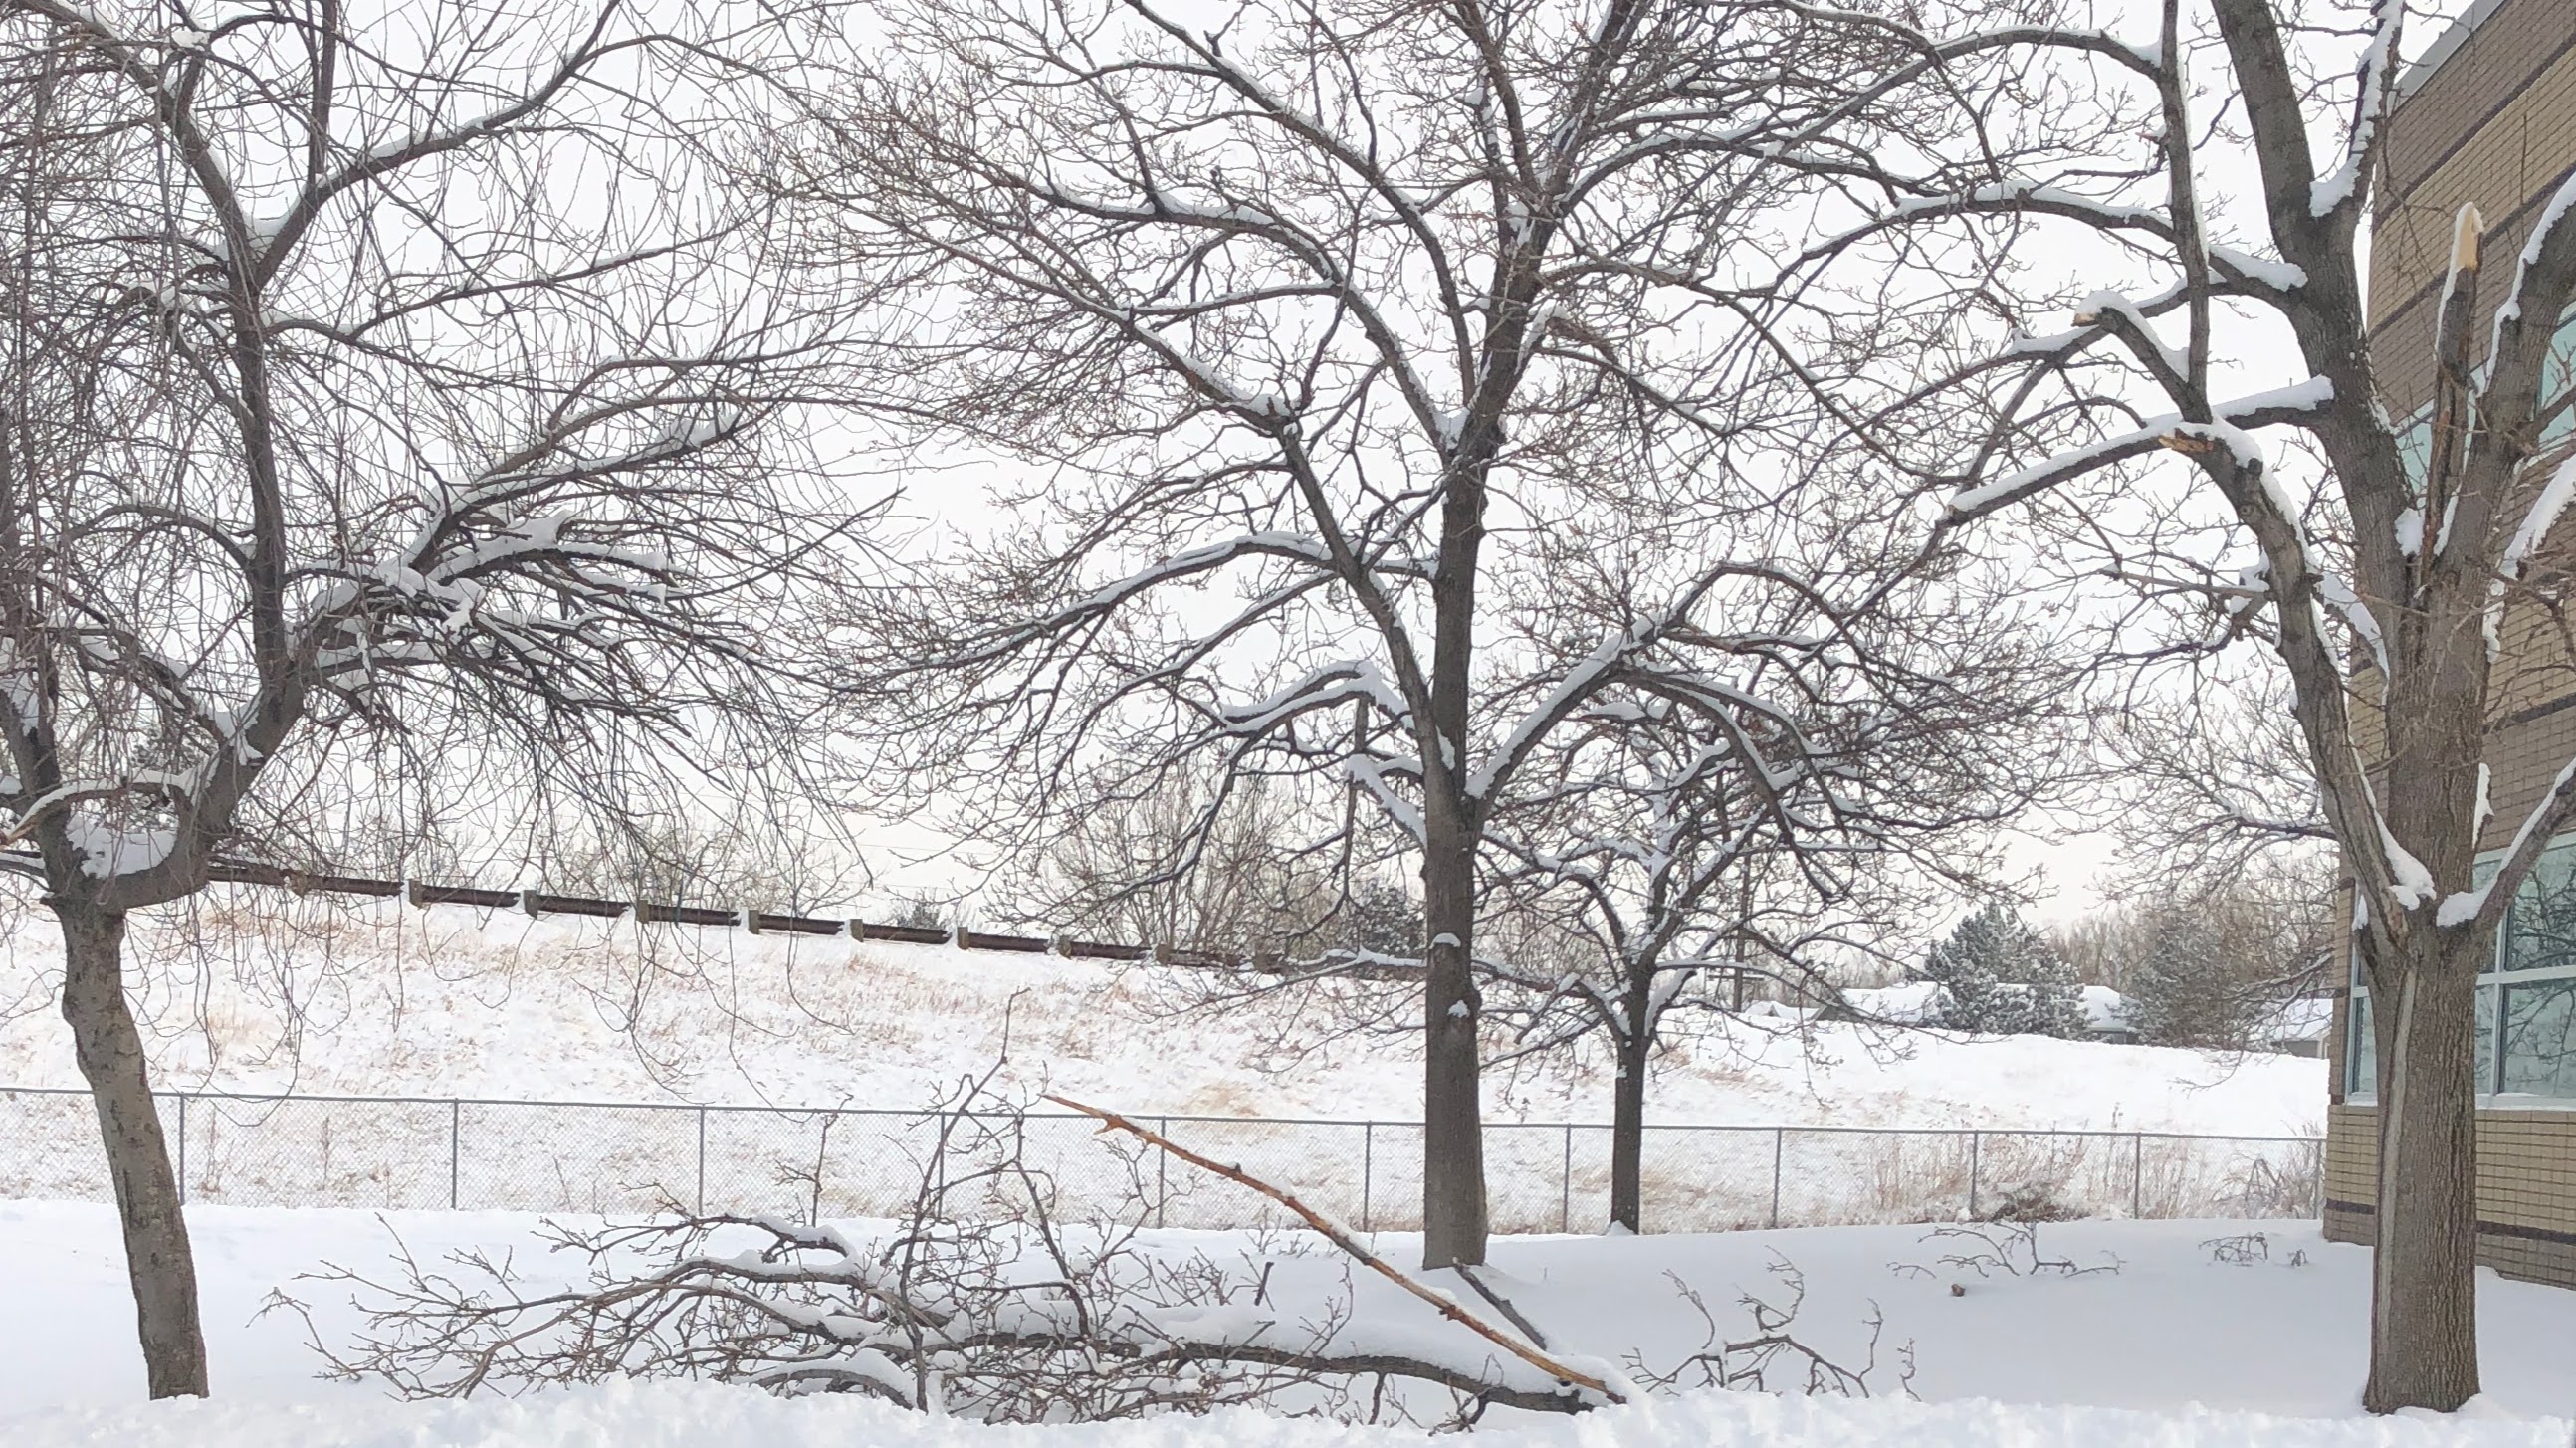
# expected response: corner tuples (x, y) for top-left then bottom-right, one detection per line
(0, 1086), (2323, 1234)
(0, 847), (1273, 969)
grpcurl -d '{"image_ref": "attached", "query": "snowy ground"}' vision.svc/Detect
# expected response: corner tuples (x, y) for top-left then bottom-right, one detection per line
(1, 1203), (2568, 1445)
(15, 1380), (2573, 1448)
(0, 894), (2322, 1134)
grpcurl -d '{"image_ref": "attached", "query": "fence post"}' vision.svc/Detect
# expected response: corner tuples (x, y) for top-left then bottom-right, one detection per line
(1360, 1122), (1374, 1234)
(1155, 1117), (1169, 1230)
(1561, 1123), (1573, 1233)
(448, 1098), (462, 1210)
(1968, 1130), (1981, 1219)
(1769, 1128), (1784, 1230)
(2131, 1132), (2145, 1219)
(696, 1106), (709, 1215)
(175, 1093), (187, 1206)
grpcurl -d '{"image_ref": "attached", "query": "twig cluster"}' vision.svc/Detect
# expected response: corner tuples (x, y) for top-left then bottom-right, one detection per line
(1892, 1221), (2121, 1282)
(1627, 1258), (1913, 1400)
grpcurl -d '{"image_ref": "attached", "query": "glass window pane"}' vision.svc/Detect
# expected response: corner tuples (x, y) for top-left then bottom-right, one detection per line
(2479, 983), (2498, 1093)
(2396, 409), (2432, 488)
(2503, 980), (2576, 1100)
(2506, 842), (2576, 972)
(2546, 310), (2576, 446)
(2347, 988), (2500, 1099)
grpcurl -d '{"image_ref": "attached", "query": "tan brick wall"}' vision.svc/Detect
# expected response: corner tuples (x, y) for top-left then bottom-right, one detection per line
(2328, 984), (2352, 1107)
(2338, 660), (2576, 857)
(2483, 594), (2576, 729)
(2372, 0), (2576, 415)
(2323, 1103), (2576, 1289)
(2477, 697), (2576, 851)
(2322, 0), (2576, 1297)
(2362, 0), (2576, 810)
(2484, 1112), (2576, 1234)
(2325, 1102), (2377, 1202)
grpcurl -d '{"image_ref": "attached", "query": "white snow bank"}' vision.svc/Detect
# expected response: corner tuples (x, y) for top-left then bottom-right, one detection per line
(8, 1378), (2569, 1448)
(2265, 995), (2338, 1044)
(0, 895), (2323, 1135)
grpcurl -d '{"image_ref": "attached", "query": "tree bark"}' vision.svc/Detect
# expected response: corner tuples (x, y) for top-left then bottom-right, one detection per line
(54, 901), (207, 1398)
(1418, 808), (1486, 1269)
(2362, 934), (2481, 1415)
(1608, 1001), (1648, 1234)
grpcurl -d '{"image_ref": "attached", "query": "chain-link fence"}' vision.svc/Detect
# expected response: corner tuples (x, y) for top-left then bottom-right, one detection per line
(0, 1086), (2321, 1233)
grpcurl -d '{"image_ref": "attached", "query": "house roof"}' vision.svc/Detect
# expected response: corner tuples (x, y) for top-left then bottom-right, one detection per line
(2263, 995), (2338, 1043)
(2400, 0), (2512, 97)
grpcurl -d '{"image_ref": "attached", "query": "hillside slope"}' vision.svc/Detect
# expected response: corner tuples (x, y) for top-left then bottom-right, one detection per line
(0, 894), (2322, 1134)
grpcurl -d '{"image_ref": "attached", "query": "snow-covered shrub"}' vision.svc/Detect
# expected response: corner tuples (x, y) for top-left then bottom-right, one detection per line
(1977, 1186), (2082, 1224)
(2126, 909), (2254, 1048)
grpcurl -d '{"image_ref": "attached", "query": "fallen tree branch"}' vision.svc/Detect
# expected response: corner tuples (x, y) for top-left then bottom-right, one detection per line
(291, 1081), (1607, 1425)
(1044, 1093), (1627, 1404)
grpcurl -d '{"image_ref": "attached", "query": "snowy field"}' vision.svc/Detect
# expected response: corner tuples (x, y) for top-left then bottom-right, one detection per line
(0, 894), (2323, 1134)
(1, 1203), (2569, 1446)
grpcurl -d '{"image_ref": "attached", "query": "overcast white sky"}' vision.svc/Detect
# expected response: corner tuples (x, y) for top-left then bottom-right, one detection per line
(837, 0), (2488, 931)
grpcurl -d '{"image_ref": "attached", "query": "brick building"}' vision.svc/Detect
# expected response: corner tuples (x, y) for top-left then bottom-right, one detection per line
(2323, 0), (2576, 1289)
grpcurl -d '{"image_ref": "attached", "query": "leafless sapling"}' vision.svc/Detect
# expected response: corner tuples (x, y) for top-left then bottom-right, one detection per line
(1472, 552), (2063, 1231)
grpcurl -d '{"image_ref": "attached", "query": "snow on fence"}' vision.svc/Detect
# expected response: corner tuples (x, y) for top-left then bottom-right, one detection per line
(0, 1087), (2320, 1234)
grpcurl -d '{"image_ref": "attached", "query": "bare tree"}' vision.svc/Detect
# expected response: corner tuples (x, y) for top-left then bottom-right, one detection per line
(795, 0), (2019, 1271)
(0, 0), (871, 1395)
(2056, 860), (2335, 1049)
(1755, 0), (2571, 1410)
(1474, 556), (2059, 1231)
(535, 809), (870, 918)
(2093, 665), (2331, 894)
(1010, 768), (1358, 959)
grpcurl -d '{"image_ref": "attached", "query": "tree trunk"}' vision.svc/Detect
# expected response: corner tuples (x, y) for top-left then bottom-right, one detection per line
(1418, 814), (1486, 1269)
(1608, 1004), (1648, 1234)
(2362, 935), (2481, 1415)
(55, 901), (207, 1398)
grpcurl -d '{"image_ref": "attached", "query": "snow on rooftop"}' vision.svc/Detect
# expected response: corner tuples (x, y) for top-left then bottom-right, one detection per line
(2263, 995), (2338, 1044)
(1834, 982), (2135, 1035)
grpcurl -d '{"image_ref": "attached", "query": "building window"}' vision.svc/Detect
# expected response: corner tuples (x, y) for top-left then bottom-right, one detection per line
(2502, 979), (2576, 1098)
(2391, 308), (2576, 485)
(2348, 839), (2576, 1105)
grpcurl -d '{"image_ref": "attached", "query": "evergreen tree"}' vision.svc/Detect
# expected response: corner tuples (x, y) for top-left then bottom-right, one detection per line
(2127, 908), (2239, 1048)
(2023, 944), (2092, 1040)
(1345, 882), (1425, 961)
(1918, 903), (2086, 1037)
